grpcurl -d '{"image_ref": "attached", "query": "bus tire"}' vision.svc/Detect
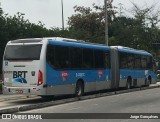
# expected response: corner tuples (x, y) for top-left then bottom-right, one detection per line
(75, 81), (84, 97)
(147, 76), (151, 86)
(126, 79), (131, 89)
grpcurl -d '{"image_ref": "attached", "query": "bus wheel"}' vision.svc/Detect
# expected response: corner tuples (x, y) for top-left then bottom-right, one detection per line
(75, 81), (84, 97)
(126, 80), (131, 89)
(147, 77), (151, 86)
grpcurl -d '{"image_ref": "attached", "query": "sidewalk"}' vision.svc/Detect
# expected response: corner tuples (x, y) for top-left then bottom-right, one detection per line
(0, 94), (25, 99)
(150, 81), (160, 86)
(0, 94), (37, 102)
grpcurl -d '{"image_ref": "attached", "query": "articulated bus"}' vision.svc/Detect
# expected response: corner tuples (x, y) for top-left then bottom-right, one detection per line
(2, 37), (157, 97)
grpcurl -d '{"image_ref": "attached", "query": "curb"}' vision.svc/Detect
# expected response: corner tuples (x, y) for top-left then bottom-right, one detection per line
(0, 107), (18, 114)
(115, 90), (128, 94)
(19, 97), (80, 112)
(0, 84), (160, 114)
(115, 88), (141, 94)
(149, 85), (160, 89)
(0, 95), (38, 102)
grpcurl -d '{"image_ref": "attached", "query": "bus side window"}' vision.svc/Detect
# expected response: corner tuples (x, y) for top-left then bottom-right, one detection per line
(127, 54), (134, 69)
(105, 51), (110, 69)
(94, 50), (105, 69)
(146, 56), (153, 70)
(46, 45), (55, 68)
(119, 52), (128, 69)
(70, 47), (83, 69)
(82, 48), (94, 69)
(55, 45), (70, 69)
(135, 55), (142, 69)
(141, 55), (147, 69)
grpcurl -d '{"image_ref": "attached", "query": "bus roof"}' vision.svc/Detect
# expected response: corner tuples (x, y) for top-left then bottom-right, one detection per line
(10, 37), (85, 43)
(8, 37), (152, 56)
(111, 46), (152, 56)
(48, 38), (110, 50)
(8, 37), (110, 50)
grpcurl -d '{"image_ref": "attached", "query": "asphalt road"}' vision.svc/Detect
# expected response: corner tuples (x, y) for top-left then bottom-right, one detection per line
(1, 87), (160, 122)
(20, 87), (160, 113)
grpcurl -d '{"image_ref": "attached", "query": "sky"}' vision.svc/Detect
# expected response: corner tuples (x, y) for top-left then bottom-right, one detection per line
(0, 0), (160, 29)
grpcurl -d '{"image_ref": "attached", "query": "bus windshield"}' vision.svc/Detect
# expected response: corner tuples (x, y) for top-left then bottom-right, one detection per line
(4, 44), (42, 60)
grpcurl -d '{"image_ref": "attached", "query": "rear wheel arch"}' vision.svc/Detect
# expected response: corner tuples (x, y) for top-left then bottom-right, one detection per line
(75, 79), (85, 97)
(148, 75), (152, 84)
(126, 76), (132, 89)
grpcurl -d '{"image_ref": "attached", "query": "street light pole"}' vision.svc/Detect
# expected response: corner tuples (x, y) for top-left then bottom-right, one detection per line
(61, 0), (64, 30)
(104, 0), (108, 46)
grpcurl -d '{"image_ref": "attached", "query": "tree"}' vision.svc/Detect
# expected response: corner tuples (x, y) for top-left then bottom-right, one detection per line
(110, 17), (135, 47)
(0, 5), (64, 74)
(68, 1), (117, 44)
(129, 2), (160, 51)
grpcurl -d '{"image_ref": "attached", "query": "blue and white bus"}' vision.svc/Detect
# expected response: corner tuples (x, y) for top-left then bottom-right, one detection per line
(111, 46), (157, 89)
(2, 37), (157, 97)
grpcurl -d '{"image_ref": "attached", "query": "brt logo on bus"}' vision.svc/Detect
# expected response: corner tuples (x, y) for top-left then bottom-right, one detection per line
(13, 71), (28, 78)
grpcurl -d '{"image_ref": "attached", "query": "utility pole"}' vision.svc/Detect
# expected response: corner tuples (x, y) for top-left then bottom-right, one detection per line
(104, 0), (108, 46)
(118, 3), (123, 17)
(61, 0), (64, 30)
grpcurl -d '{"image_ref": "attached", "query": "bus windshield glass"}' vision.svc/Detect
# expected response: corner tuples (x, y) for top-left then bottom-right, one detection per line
(4, 44), (42, 60)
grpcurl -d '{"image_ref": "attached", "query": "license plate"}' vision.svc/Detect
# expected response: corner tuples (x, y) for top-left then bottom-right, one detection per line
(15, 90), (23, 94)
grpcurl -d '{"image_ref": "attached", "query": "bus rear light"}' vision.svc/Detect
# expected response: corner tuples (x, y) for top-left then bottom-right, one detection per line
(38, 70), (43, 85)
